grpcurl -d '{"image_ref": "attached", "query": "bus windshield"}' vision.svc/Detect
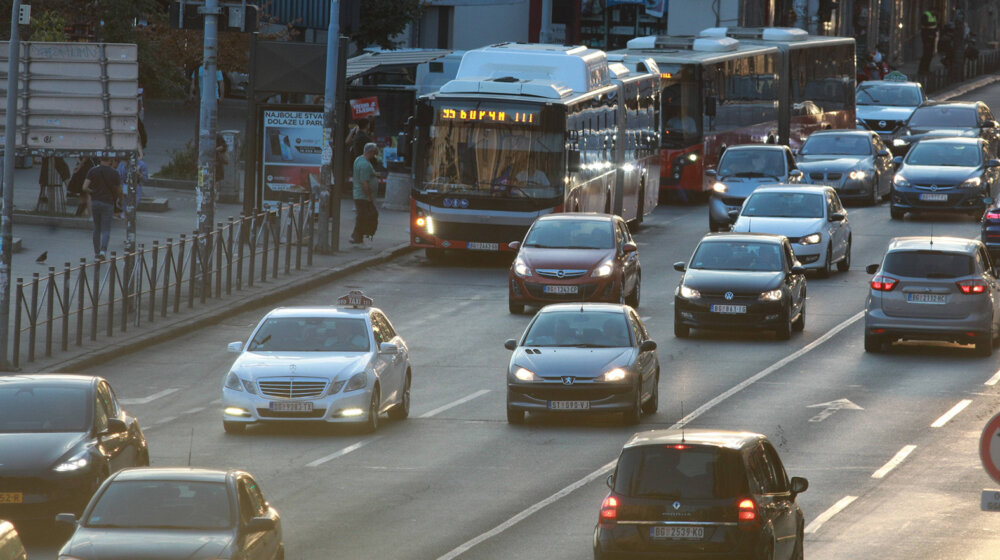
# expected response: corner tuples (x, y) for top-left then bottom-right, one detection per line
(420, 103), (562, 199)
(659, 64), (701, 147)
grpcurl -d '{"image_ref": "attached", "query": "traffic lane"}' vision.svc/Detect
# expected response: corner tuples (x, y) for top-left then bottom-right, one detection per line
(953, 78), (1000, 110)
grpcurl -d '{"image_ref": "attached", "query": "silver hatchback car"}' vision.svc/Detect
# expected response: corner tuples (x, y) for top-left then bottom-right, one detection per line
(864, 236), (1000, 356)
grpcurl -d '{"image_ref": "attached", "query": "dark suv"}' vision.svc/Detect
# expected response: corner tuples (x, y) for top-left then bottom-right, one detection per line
(594, 429), (808, 560)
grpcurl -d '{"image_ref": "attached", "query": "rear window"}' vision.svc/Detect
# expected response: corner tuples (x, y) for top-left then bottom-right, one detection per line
(883, 250), (975, 278)
(613, 445), (748, 499)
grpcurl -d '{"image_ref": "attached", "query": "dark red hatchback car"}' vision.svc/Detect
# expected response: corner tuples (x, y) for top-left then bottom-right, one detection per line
(508, 213), (641, 314)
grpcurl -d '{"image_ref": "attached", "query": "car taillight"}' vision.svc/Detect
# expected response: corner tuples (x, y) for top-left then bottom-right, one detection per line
(870, 275), (898, 291)
(957, 279), (987, 294)
(986, 212), (1000, 220)
(737, 497), (759, 529)
(599, 495), (618, 526)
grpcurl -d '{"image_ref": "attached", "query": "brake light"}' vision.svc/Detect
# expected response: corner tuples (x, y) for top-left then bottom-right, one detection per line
(737, 498), (759, 530)
(666, 444), (689, 450)
(987, 212), (1000, 220)
(599, 495), (618, 526)
(957, 279), (987, 294)
(870, 275), (898, 291)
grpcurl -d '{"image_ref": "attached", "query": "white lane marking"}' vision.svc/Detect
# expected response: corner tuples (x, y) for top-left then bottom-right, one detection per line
(807, 398), (863, 422)
(986, 369), (1000, 386)
(436, 460), (617, 560)
(183, 406), (206, 415)
(152, 415), (176, 426)
(931, 399), (972, 428)
(211, 398), (222, 404)
(805, 496), (858, 534)
(871, 445), (917, 479)
(435, 311), (865, 560)
(119, 388), (179, 405)
(419, 389), (490, 419)
(306, 437), (381, 467)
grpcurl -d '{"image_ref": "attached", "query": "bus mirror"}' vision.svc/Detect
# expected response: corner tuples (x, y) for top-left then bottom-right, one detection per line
(704, 96), (717, 117)
(568, 150), (581, 172)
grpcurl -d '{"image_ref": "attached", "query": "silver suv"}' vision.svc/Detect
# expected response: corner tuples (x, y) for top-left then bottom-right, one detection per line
(864, 237), (1000, 356)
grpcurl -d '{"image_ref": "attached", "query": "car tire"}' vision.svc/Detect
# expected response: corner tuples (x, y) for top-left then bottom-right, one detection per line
(867, 181), (879, 206)
(890, 206), (905, 220)
(817, 243), (833, 278)
(623, 382), (642, 425)
(626, 273), (641, 308)
(137, 448), (150, 466)
(792, 303), (805, 332)
(508, 300), (524, 314)
(977, 336), (994, 357)
(775, 309), (793, 340)
(641, 371), (659, 414)
(223, 421), (245, 435)
(864, 333), (884, 353)
(674, 320), (690, 338)
(388, 372), (411, 421)
(792, 525), (804, 560)
(363, 388), (380, 434)
(506, 404), (525, 425)
(837, 238), (852, 272)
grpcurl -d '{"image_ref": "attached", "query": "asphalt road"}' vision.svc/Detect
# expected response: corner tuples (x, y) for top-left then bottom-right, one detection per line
(21, 81), (1000, 559)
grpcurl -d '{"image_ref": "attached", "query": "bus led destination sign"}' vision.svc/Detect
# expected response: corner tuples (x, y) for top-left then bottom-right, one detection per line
(439, 107), (539, 125)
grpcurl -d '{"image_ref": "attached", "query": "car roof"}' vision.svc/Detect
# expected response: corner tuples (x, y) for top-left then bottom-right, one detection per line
(624, 429), (764, 450)
(886, 236), (981, 254)
(537, 302), (627, 314)
(265, 306), (373, 318)
(536, 212), (615, 223)
(750, 185), (834, 196)
(723, 144), (787, 152)
(700, 232), (786, 244)
(858, 80), (921, 88)
(111, 467), (234, 483)
(0, 374), (97, 387)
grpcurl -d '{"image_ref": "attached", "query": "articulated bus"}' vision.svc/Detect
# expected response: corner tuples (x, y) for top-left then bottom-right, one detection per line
(410, 43), (660, 257)
(622, 27), (855, 200)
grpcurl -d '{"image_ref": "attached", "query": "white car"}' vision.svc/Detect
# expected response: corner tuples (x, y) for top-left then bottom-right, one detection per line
(221, 291), (411, 434)
(731, 185), (851, 277)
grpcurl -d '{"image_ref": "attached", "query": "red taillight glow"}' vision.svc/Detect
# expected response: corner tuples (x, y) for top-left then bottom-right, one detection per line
(667, 444), (689, 450)
(957, 280), (987, 294)
(600, 495), (618, 523)
(870, 275), (898, 291)
(987, 212), (1000, 220)
(738, 498), (758, 524)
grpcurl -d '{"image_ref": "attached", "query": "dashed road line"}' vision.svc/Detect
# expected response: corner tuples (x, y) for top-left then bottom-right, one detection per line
(419, 389), (490, 419)
(931, 399), (972, 428)
(986, 369), (1000, 386)
(306, 437), (381, 467)
(871, 445), (917, 479)
(183, 406), (206, 415)
(119, 388), (179, 405)
(805, 496), (857, 534)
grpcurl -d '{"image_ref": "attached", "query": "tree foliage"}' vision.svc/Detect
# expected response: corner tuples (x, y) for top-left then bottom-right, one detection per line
(352, 0), (423, 50)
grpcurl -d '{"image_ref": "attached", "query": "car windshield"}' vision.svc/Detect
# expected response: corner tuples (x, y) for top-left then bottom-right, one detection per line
(882, 250), (975, 278)
(522, 220), (613, 249)
(742, 192), (825, 219)
(856, 84), (922, 106)
(689, 241), (784, 272)
(523, 311), (631, 348)
(904, 143), (982, 167)
(613, 446), (749, 499)
(0, 386), (89, 433)
(247, 317), (370, 352)
(800, 134), (871, 156)
(907, 106), (977, 128)
(85, 480), (233, 530)
(717, 150), (786, 178)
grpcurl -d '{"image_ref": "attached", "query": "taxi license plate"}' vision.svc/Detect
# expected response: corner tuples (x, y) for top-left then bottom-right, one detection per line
(710, 304), (747, 314)
(269, 401), (314, 412)
(0, 493), (22, 504)
(651, 526), (704, 540)
(907, 293), (947, 304)
(467, 242), (499, 251)
(549, 400), (590, 410)
(544, 285), (579, 294)
(919, 193), (949, 202)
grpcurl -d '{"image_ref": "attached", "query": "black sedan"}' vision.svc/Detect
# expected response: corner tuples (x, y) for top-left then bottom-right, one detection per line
(504, 303), (659, 425)
(57, 468), (283, 560)
(891, 101), (1000, 156)
(0, 375), (149, 524)
(890, 137), (1000, 220)
(674, 233), (807, 340)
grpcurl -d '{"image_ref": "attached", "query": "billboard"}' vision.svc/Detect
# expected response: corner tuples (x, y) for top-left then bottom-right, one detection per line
(0, 42), (140, 154)
(259, 106), (323, 206)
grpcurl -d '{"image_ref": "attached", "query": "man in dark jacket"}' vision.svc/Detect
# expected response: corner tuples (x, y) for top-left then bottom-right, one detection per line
(918, 10), (937, 76)
(81, 156), (123, 260)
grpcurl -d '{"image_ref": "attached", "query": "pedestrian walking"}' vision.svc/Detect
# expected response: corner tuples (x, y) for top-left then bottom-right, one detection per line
(68, 157), (96, 216)
(350, 142), (379, 248)
(81, 156), (123, 260)
(918, 10), (937, 76)
(346, 117), (373, 162)
(117, 156), (149, 210)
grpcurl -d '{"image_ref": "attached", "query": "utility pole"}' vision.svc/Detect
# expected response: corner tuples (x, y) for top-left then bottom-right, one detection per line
(0, 0), (22, 370)
(315, 0), (339, 254)
(196, 0), (220, 236)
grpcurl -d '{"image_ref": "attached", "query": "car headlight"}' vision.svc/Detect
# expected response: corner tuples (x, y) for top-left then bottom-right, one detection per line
(759, 288), (783, 301)
(599, 368), (628, 382)
(893, 137), (909, 147)
(848, 170), (867, 180)
(514, 257), (531, 277)
(893, 174), (910, 187)
(591, 259), (614, 277)
(800, 233), (822, 245)
(54, 452), (90, 473)
(327, 379), (346, 395)
(679, 284), (701, 299)
(344, 372), (367, 392)
(513, 367), (537, 381)
(224, 371), (242, 391)
(960, 177), (983, 188)
(712, 182), (728, 193)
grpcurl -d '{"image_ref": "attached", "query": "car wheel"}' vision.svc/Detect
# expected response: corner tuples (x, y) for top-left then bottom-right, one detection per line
(674, 319), (690, 338)
(864, 333), (884, 353)
(641, 370), (659, 414)
(618, 282), (627, 305)
(626, 273), (641, 308)
(837, 238), (852, 272)
(792, 303), (805, 332)
(775, 309), (792, 340)
(223, 421), (245, 434)
(817, 243), (833, 278)
(792, 524), (804, 560)
(758, 539), (775, 560)
(137, 448), (150, 466)
(977, 335), (994, 357)
(623, 382), (642, 425)
(890, 206), (905, 220)
(363, 387), (380, 434)
(506, 403), (525, 425)
(867, 181), (879, 206)
(275, 545), (285, 560)
(388, 372), (411, 421)
(508, 300), (524, 314)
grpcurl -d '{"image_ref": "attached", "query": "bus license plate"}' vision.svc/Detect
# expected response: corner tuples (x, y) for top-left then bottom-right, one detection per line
(544, 285), (579, 294)
(269, 401), (313, 412)
(651, 526), (704, 539)
(711, 304), (746, 314)
(907, 293), (947, 304)
(549, 401), (590, 410)
(919, 193), (948, 202)
(0, 493), (22, 504)
(467, 242), (499, 251)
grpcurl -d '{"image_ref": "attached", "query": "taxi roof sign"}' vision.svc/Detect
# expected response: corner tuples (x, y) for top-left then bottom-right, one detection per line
(883, 71), (909, 82)
(337, 290), (373, 309)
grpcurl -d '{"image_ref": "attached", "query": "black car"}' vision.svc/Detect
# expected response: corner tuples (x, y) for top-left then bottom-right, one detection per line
(0, 375), (149, 524)
(57, 468), (283, 560)
(594, 429), (808, 560)
(890, 137), (1000, 220)
(674, 233), (807, 340)
(504, 303), (659, 425)
(891, 101), (1000, 156)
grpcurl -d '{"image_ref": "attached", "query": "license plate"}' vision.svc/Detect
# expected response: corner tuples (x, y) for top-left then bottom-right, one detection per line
(544, 285), (579, 294)
(467, 242), (499, 251)
(651, 526), (705, 539)
(0, 493), (22, 504)
(549, 400), (590, 410)
(919, 193), (949, 201)
(269, 401), (314, 412)
(907, 293), (947, 304)
(710, 304), (747, 314)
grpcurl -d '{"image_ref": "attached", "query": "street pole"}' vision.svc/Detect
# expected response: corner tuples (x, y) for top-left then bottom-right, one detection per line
(315, 0), (339, 254)
(0, 0), (22, 370)
(196, 0), (220, 236)
(332, 35), (348, 253)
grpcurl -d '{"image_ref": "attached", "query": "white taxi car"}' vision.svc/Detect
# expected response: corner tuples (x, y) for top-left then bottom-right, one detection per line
(221, 291), (411, 434)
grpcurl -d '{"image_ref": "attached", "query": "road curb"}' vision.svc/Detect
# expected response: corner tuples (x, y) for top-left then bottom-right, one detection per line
(935, 74), (1000, 101)
(34, 242), (416, 374)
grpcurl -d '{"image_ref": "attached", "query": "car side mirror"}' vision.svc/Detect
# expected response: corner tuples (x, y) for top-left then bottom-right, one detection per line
(986, 197), (996, 205)
(227, 341), (243, 353)
(789, 169), (804, 181)
(504, 339), (517, 350)
(877, 149), (891, 157)
(509, 240), (521, 251)
(829, 212), (846, 222)
(606, 474), (614, 489)
(639, 340), (657, 352)
(791, 265), (806, 274)
(866, 264), (880, 274)
(567, 149), (581, 172)
(705, 168), (717, 177)
(104, 418), (128, 435)
(673, 262), (686, 272)
(379, 342), (399, 355)
(727, 208), (741, 220)
(622, 242), (637, 254)
(988, 159), (1000, 168)
(790, 476), (809, 495)
(982, 120), (999, 129)
(55, 513), (78, 525)
(892, 156), (903, 166)
(246, 516), (276, 533)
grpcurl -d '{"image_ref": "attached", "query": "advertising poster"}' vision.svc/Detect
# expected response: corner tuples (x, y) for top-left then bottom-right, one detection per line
(260, 107), (323, 205)
(350, 96), (381, 120)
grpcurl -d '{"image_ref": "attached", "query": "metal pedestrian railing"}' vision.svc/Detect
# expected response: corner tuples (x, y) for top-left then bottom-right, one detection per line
(12, 201), (314, 368)
(922, 49), (1000, 95)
